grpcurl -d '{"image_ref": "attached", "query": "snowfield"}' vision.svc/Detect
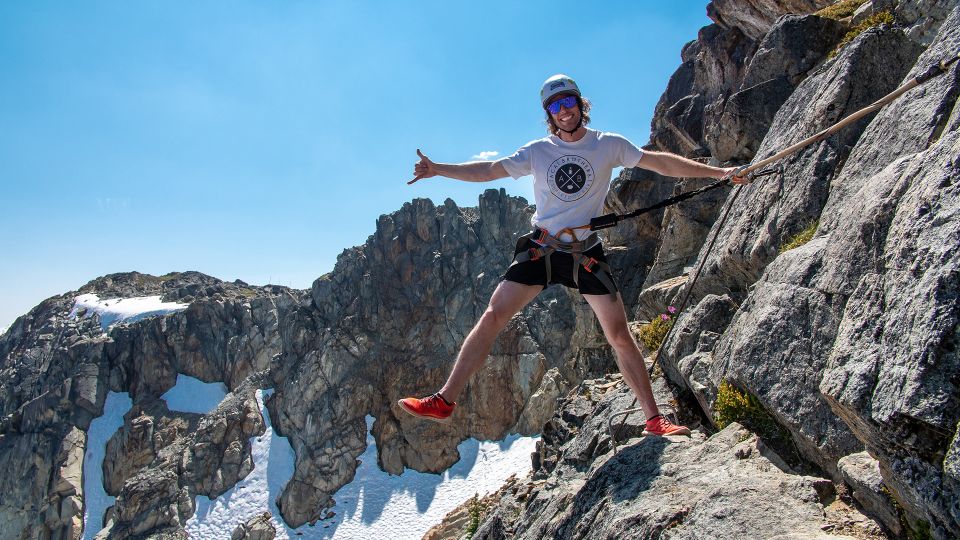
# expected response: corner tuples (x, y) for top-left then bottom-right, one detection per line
(70, 293), (189, 331)
(186, 392), (538, 539)
(83, 375), (537, 539)
(315, 424), (537, 540)
(161, 374), (228, 414)
(83, 391), (133, 540)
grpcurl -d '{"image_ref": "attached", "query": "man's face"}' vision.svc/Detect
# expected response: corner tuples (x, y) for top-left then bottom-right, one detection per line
(547, 93), (580, 132)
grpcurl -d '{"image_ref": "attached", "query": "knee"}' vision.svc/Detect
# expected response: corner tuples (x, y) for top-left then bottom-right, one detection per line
(605, 326), (637, 351)
(479, 304), (511, 330)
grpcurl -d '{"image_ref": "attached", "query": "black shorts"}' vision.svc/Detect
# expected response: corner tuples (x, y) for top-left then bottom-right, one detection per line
(502, 236), (619, 296)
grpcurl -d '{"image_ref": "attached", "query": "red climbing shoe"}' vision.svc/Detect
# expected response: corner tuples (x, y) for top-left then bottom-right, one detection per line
(643, 414), (691, 437)
(397, 393), (455, 424)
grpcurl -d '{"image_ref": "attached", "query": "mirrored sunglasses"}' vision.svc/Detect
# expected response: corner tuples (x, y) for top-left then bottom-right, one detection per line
(546, 95), (578, 114)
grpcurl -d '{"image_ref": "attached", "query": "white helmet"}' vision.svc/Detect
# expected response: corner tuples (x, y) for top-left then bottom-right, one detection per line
(540, 74), (581, 108)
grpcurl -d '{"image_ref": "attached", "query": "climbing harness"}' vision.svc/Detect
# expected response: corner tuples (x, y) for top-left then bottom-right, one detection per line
(607, 51), (960, 453)
(509, 228), (618, 295)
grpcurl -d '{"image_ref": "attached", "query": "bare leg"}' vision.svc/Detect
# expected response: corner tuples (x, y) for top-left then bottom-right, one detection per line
(439, 280), (542, 401)
(583, 293), (660, 418)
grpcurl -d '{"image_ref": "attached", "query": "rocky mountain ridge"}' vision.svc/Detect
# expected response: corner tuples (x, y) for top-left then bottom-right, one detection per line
(1, 0), (959, 538)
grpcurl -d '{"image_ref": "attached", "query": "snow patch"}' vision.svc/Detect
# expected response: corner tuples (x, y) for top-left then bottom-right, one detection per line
(83, 391), (133, 540)
(161, 374), (228, 414)
(186, 395), (538, 539)
(186, 388), (294, 538)
(70, 293), (188, 331)
(320, 422), (537, 540)
(0, 325), (7, 336)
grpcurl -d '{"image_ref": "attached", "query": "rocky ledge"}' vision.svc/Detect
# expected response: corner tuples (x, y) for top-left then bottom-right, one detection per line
(430, 375), (885, 540)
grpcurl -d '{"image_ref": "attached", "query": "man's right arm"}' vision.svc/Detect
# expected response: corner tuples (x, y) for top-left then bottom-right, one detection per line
(408, 149), (509, 185)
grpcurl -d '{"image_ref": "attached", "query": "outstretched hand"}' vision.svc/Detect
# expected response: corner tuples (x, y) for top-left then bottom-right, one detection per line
(408, 149), (437, 185)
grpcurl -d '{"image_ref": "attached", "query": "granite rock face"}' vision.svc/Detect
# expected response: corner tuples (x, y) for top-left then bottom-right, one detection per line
(656, 21), (932, 470)
(96, 376), (267, 538)
(639, 11), (846, 309)
(102, 397), (199, 496)
(688, 25), (925, 302)
(895, 0), (958, 44)
(602, 167), (677, 308)
(647, 2), (960, 538)
(709, 14), (847, 162)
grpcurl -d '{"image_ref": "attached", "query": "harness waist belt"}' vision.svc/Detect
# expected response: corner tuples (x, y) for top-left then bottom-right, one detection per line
(531, 228), (600, 252)
(509, 228), (616, 295)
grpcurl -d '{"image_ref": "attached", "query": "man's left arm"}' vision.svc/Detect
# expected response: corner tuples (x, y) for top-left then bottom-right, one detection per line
(637, 150), (749, 184)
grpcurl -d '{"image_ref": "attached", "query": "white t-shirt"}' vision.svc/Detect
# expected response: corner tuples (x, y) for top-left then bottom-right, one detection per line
(500, 129), (644, 241)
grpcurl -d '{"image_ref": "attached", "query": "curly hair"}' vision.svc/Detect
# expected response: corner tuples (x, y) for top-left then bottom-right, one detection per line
(544, 96), (592, 136)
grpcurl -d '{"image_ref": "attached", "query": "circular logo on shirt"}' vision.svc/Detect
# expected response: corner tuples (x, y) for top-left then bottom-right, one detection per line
(547, 155), (595, 201)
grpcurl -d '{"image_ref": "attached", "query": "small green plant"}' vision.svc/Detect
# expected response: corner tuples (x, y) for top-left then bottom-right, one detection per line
(816, 0), (868, 20)
(639, 306), (676, 351)
(828, 11), (895, 58)
(714, 381), (752, 429)
(781, 220), (819, 252)
(714, 382), (805, 468)
(464, 494), (483, 538)
(713, 381), (787, 445)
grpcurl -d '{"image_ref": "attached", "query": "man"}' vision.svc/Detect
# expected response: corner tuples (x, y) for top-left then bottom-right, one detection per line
(400, 74), (747, 436)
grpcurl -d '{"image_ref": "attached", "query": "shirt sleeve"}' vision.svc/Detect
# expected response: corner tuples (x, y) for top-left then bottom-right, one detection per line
(612, 134), (645, 168)
(499, 142), (535, 179)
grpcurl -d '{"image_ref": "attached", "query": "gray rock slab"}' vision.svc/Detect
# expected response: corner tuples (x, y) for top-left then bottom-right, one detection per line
(482, 421), (862, 540)
(707, 0), (835, 40)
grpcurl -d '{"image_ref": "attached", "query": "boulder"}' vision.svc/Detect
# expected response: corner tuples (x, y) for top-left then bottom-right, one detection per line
(895, 0), (958, 45)
(231, 511), (276, 540)
(838, 451), (903, 536)
(709, 14), (847, 162)
(660, 294), (740, 415)
(707, 0), (836, 40)
(103, 397), (199, 495)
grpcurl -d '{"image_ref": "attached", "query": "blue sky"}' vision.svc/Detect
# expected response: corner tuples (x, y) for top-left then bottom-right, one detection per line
(0, 1), (714, 328)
